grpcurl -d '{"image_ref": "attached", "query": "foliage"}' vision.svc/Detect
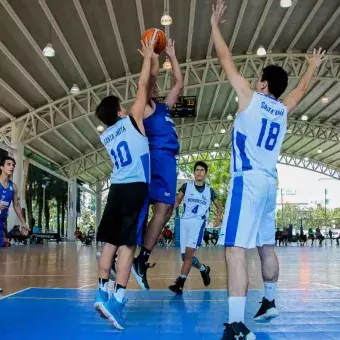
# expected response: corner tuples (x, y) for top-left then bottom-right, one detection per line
(276, 202), (340, 230)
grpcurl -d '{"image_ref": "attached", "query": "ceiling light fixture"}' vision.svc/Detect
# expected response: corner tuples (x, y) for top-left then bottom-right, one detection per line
(96, 125), (104, 132)
(220, 129), (226, 134)
(160, 12), (172, 26)
(71, 84), (80, 94)
(43, 43), (55, 57)
(321, 96), (329, 104)
(301, 115), (308, 121)
(163, 57), (172, 69)
(227, 114), (233, 121)
(304, 157), (309, 161)
(214, 143), (220, 148)
(257, 45), (267, 56)
(235, 96), (239, 102)
(317, 149), (323, 154)
(280, 0), (292, 8)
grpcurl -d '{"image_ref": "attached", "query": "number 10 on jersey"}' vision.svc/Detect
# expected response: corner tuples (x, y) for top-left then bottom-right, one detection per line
(257, 118), (280, 151)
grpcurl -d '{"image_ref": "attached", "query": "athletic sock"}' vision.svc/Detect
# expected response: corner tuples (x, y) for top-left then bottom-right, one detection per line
(179, 274), (187, 279)
(98, 278), (109, 292)
(139, 246), (151, 265)
(228, 297), (246, 323)
(113, 283), (126, 303)
(199, 264), (206, 272)
(264, 282), (277, 302)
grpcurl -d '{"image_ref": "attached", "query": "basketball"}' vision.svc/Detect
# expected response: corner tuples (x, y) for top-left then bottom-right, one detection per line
(141, 28), (167, 55)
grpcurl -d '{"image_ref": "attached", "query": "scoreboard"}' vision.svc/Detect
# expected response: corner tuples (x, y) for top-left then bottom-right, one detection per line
(157, 96), (196, 117)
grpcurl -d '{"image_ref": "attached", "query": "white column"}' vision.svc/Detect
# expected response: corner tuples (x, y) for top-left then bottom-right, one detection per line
(7, 123), (25, 228)
(95, 182), (103, 230)
(67, 178), (77, 240)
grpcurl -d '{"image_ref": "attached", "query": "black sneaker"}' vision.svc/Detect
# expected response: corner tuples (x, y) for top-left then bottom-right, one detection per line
(169, 277), (186, 295)
(130, 257), (155, 290)
(253, 297), (279, 322)
(221, 322), (256, 340)
(200, 265), (211, 286)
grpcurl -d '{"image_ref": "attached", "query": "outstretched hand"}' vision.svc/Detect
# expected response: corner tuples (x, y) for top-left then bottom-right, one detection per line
(211, 0), (227, 27)
(165, 39), (176, 58)
(306, 47), (327, 68)
(139, 39), (156, 59)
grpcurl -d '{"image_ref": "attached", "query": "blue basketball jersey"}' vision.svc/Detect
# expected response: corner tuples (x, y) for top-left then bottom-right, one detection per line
(182, 181), (212, 220)
(101, 116), (150, 184)
(0, 180), (14, 221)
(231, 92), (287, 178)
(143, 103), (179, 154)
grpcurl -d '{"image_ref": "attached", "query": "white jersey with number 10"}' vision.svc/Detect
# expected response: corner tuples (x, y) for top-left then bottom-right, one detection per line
(100, 116), (150, 184)
(231, 92), (287, 178)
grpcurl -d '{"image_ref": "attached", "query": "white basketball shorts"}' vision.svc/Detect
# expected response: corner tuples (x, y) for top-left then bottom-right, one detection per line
(218, 171), (277, 249)
(180, 218), (206, 254)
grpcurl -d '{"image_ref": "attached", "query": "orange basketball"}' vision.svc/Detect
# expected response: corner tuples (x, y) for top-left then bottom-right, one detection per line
(141, 28), (167, 55)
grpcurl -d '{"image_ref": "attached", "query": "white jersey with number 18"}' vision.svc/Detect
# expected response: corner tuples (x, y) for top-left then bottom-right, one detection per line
(100, 116), (150, 184)
(230, 92), (287, 178)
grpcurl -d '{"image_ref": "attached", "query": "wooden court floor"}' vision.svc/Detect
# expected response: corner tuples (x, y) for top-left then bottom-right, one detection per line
(1, 242), (339, 294)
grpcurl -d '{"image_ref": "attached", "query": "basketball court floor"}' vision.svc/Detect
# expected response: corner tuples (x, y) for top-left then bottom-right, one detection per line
(1, 243), (340, 339)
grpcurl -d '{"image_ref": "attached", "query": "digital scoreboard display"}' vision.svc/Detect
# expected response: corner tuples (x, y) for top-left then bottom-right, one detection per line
(157, 96), (196, 117)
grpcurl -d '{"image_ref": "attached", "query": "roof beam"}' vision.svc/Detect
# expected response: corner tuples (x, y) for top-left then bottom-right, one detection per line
(230, 0), (248, 51)
(0, 0), (69, 93)
(72, 0), (110, 81)
(25, 145), (61, 166)
(246, 0), (273, 54)
(186, 0), (196, 62)
(307, 5), (340, 52)
(38, 0), (90, 87)
(287, 0), (324, 52)
(0, 42), (51, 102)
(37, 137), (71, 161)
(267, 0), (298, 52)
(328, 36), (340, 54)
(0, 106), (15, 121)
(0, 78), (33, 111)
(105, 0), (130, 75)
(135, 0), (145, 36)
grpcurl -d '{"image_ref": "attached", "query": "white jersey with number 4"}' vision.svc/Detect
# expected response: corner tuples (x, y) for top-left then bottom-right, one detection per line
(231, 92), (287, 178)
(100, 116), (150, 184)
(182, 181), (211, 220)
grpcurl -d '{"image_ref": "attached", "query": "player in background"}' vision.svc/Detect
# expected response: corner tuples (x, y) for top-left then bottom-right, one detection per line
(0, 156), (30, 250)
(130, 38), (183, 290)
(211, 1), (327, 339)
(94, 39), (154, 330)
(169, 161), (222, 294)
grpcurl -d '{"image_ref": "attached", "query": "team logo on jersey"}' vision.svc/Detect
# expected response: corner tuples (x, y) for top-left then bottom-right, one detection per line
(164, 192), (170, 197)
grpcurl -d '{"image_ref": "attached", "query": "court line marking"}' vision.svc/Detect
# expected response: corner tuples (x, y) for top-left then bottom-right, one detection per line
(312, 283), (340, 289)
(0, 260), (21, 265)
(78, 283), (97, 289)
(0, 287), (32, 300)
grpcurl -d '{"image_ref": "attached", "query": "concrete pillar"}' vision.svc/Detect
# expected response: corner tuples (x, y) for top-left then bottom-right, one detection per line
(95, 182), (103, 230)
(67, 178), (77, 240)
(7, 123), (25, 229)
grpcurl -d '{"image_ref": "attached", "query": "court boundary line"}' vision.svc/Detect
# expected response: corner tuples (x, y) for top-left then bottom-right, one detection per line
(26, 287), (340, 291)
(0, 287), (32, 300)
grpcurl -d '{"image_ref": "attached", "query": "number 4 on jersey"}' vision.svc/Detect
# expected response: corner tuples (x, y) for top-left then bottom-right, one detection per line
(191, 205), (199, 214)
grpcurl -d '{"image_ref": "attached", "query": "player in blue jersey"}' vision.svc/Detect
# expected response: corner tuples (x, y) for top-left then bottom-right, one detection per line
(129, 39), (184, 290)
(94, 39), (155, 330)
(169, 161), (222, 294)
(211, 1), (327, 339)
(0, 156), (29, 250)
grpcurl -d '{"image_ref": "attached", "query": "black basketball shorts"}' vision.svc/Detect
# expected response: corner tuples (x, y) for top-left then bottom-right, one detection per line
(96, 182), (149, 246)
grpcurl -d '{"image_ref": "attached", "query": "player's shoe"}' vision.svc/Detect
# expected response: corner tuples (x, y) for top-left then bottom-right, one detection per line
(96, 251), (117, 282)
(221, 322), (256, 340)
(0, 288), (3, 293)
(168, 276), (186, 295)
(94, 289), (109, 314)
(200, 265), (211, 286)
(131, 257), (155, 290)
(99, 295), (128, 330)
(253, 297), (279, 322)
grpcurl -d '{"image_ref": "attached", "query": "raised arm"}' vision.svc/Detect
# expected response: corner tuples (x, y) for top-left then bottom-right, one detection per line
(164, 39), (184, 110)
(13, 184), (30, 235)
(130, 39), (155, 132)
(283, 48), (327, 113)
(211, 0), (252, 110)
